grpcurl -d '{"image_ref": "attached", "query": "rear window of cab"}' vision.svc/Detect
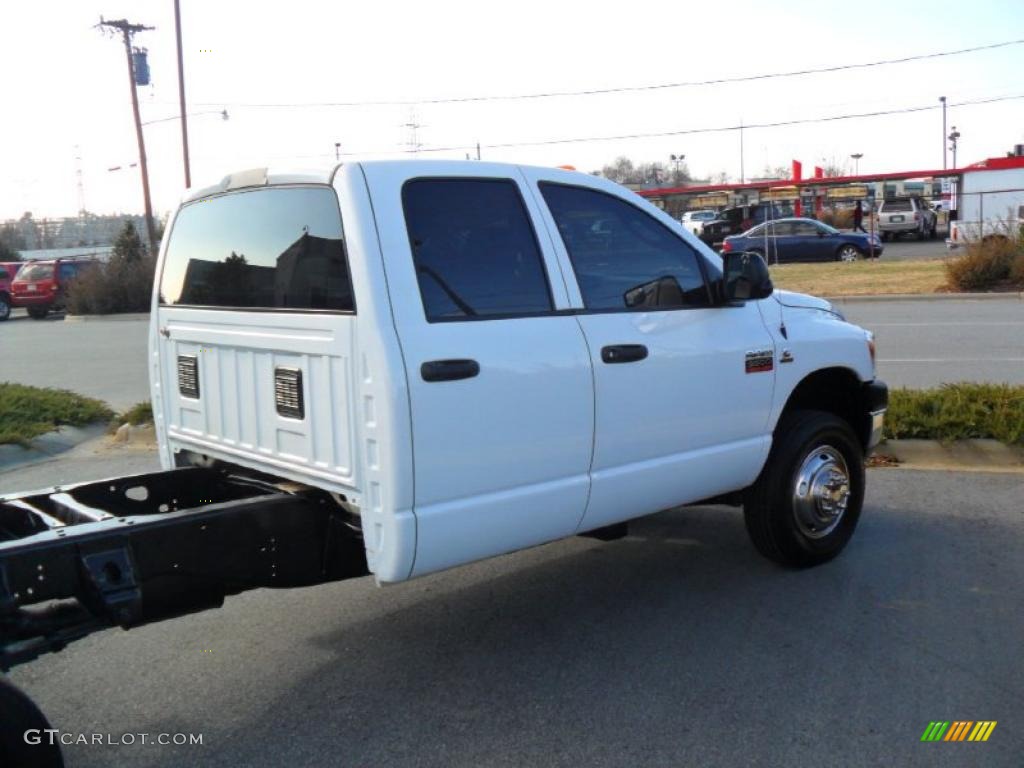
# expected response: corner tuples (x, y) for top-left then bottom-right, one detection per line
(159, 186), (355, 312)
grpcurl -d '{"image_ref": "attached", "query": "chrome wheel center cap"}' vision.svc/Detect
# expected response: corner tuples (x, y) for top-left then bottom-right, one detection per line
(793, 446), (851, 539)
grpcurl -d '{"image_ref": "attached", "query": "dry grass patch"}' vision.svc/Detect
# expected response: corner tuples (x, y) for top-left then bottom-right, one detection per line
(769, 258), (950, 296)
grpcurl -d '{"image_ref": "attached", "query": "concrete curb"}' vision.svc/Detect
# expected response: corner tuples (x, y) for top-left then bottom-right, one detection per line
(826, 291), (1023, 304)
(64, 312), (150, 323)
(874, 439), (1024, 473)
(0, 424), (109, 473)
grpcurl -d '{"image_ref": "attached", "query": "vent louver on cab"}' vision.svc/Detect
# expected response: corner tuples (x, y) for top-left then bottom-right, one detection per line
(274, 367), (304, 419)
(177, 355), (200, 399)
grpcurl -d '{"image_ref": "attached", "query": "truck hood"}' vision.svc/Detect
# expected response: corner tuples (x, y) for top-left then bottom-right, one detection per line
(773, 289), (836, 314)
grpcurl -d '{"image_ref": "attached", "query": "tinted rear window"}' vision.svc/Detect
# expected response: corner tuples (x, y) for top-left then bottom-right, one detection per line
(883, 199), (913, 212)
(402, 178), (553, 321)
(159, 186), (354, 311)
(16, 263), (54, 281)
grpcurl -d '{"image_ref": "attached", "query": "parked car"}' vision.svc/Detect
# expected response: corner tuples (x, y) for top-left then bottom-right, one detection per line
(680, 209), (717, 236)
(0, 261), (20, 321)
(700, 202), (794, 246)
(722, 217), (883, 263)
(877, 196), (937, 241)
(9, 258), (96, 319)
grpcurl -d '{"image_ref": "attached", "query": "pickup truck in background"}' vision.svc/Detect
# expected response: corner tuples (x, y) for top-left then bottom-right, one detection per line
(1, 161), (887, 766)
(700, 202), (794, 247)
(876, 196), (937, 241)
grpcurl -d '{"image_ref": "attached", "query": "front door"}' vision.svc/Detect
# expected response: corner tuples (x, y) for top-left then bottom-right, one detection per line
(524, 171), (777, 531)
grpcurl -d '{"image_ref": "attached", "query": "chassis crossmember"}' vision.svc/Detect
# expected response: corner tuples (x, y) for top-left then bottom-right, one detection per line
(0, 466), (368, 670)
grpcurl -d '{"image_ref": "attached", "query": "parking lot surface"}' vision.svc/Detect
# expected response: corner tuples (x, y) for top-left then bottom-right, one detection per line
(5, 463), (1021, 768)
(4, 294), (1021, 404)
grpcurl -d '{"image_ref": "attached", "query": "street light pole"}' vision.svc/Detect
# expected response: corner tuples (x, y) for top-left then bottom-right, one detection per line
(173, 0), (190, 188)
(939, 96), (947, 169)
(850, 153), (863, 175)
(334, 142), (341, 162)
(948, 126), (961, 169)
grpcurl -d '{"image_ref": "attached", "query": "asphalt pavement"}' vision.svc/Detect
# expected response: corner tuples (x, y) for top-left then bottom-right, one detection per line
(840, 298), (1024, 388)
(4, 457), (1021, 768)
(1, 311), (148, 411)
(4, 293), (1021, 404)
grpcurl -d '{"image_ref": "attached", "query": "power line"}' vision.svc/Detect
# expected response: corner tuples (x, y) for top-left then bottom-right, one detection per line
(283, 92), (1023, 159)
(184, 38), (1024, 109)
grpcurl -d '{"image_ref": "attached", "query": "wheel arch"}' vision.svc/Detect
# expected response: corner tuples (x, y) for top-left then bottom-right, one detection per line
(775, 367), (874, 451)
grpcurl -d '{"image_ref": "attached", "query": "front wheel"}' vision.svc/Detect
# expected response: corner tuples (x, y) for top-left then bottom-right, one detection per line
(0, 294), (10, 321)
(836, 244), (862, 262)
(744, 410), (865, 567)
(0, 677), (64, 768)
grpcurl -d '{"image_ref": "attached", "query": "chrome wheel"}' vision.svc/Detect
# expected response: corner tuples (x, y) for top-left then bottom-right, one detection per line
(0, 296), (9, 321)
(838, 245), (860, 262)
(793, 445), (850, 539)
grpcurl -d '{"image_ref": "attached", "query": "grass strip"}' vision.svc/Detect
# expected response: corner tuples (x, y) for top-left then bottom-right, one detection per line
(885, 383), (1024, 445)
(0, 382), (113, 447)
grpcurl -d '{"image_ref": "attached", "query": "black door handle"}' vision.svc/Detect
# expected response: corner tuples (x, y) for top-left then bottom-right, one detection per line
(421, 359), (480, 382)
(601, 344), (648, 364)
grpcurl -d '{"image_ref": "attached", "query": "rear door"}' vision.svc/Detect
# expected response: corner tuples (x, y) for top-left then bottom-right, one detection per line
(153, 185), (361, 493)
(360, 164), (594, 576)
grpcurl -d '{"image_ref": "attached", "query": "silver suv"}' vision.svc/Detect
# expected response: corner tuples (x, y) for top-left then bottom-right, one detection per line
(877, 196), (937, 241)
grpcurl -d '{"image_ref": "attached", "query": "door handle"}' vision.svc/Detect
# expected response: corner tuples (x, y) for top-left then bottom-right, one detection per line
(421, 359), (480, 382)
(601, 344), (648, 364)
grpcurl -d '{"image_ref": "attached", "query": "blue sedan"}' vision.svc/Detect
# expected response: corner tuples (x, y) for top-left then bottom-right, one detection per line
(721, 217), (883, 263)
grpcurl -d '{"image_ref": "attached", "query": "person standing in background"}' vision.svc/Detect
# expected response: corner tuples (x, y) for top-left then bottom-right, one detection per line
(852, 200), (868, 233)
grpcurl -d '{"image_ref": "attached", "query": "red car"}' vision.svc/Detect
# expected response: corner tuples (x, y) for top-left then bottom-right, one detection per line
(9, 259), (96, 319)
(0, 261), (19, 321)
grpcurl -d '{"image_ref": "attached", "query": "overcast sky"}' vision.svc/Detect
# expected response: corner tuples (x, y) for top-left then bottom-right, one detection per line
(2, 0), (1022, 220)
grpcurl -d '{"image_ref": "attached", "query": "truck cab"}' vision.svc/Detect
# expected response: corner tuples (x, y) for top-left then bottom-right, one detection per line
(149, 161), (886, 582)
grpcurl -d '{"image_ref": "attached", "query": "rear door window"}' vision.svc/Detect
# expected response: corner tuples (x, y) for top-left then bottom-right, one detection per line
(540, 183), (710, 311)
(883, 199), (913, 212)
(16, 263), (54, 282)
(160, 186), (354, 312)
(402, 178), (553, 321)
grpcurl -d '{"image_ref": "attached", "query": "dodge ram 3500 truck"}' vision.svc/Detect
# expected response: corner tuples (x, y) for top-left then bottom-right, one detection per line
(1, 160), (885, 766)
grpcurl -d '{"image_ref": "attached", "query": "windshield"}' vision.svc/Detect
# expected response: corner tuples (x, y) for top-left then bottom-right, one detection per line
(15, 263), (54, 281)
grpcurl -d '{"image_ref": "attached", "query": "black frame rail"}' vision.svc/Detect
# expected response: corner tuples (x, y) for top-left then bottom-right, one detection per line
(0, 467), (367, 670)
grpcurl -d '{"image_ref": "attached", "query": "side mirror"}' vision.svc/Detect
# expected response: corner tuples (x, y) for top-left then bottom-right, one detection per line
(721, 251), (773, 302)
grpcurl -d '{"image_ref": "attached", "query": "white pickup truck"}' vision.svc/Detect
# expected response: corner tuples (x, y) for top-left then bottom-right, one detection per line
(1, 161), (887, 762)
(150, 160), (886, 577)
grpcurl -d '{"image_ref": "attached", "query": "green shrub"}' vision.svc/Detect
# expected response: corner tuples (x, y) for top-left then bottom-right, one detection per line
(0, 382), (113, 446)
(944, 237), (1017, 291)
(66, 222), (155, 314)
(885, 383), (1024, 445)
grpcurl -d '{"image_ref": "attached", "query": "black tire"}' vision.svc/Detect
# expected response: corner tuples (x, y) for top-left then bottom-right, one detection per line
(27, 307), (48, 320)
(0, 293), (10, 321)
(0, 678), (64, 768)
(836, 244), (863, 262)
(744, 410), (865, 568)
(880, 232), (889, 242)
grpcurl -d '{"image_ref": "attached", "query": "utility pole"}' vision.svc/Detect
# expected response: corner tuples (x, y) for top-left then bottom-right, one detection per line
(939, 96), (947, 169)
(476, 141), (481, 161)
(850, 152), (863, 176)
(335, 142), (341, 162)
(948, 126), (961, 169)
(99, 17), (158, 256)
(173, 0), (191, 188)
